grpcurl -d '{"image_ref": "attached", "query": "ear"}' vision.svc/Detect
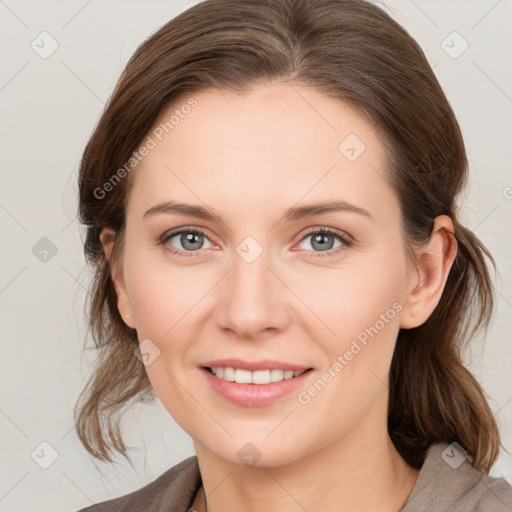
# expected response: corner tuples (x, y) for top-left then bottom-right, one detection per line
(99, 227), (135, 329)
(400, 215), (458, 329)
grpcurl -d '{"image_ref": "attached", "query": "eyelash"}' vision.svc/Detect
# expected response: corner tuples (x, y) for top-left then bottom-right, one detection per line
(159, 227), (353, 259)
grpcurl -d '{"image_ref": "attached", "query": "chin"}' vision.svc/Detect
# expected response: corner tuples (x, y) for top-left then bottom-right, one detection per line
(194, 431), (316, 469)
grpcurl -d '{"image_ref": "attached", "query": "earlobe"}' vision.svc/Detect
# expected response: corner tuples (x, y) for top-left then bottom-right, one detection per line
(399, 215), (458, 329)
(99, 227), (135, 329)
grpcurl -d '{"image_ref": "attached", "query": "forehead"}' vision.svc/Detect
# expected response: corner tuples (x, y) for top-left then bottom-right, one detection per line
(127, 82), (396, 221)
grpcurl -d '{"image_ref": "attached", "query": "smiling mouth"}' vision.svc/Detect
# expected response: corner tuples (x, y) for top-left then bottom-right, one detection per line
(203, 366), (313, 385)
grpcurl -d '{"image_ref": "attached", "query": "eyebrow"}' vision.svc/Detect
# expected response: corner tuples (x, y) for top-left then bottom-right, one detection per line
(143, 199), (373, 223)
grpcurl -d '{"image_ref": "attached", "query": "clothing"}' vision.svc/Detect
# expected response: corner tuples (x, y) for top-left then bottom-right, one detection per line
(77, 441), (512, 511)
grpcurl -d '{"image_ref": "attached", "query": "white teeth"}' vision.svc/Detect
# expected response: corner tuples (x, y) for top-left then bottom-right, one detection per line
(223, 367), (235, 381)
(209, 367), (307, 384)
(235, 369), (252, 384)
(270, 369), (284, 382)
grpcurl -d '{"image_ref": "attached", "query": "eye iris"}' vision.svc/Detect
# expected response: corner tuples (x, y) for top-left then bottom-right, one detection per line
(182, 232), (203, 250)
(312, 233), (334, 251)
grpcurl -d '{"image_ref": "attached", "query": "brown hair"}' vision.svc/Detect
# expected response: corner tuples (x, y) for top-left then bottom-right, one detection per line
(75, 0), (502, 470)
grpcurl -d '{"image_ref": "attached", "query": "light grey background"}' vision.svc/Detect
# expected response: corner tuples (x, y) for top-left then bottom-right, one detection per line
(0, 1), (511, 510)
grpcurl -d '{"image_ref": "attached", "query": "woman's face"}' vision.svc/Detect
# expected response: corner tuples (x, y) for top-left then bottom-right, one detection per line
(111, 82), (418, 467)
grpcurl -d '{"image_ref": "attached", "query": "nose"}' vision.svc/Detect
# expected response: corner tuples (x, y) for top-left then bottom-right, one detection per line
(214, 246), (290, 339)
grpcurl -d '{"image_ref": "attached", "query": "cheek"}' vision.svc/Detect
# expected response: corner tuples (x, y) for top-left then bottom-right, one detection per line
(292, 251), (407, 341)
(294, 248), (407, 401)
(128, 278), (174, 340)
(123, 246), (211, 340)
(122, 254), (203, 417)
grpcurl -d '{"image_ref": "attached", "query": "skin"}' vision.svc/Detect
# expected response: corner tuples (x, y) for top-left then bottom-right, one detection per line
(100, 82), (457, 512)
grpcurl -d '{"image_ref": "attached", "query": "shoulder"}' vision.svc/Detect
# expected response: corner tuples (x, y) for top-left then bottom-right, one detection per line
(75, 455), (201, 512)
(471, 473), (512, 511)
(402, 442), (512, 512)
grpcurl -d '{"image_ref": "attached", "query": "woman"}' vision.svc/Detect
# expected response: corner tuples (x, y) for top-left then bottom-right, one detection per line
(74, 0), (512, 510)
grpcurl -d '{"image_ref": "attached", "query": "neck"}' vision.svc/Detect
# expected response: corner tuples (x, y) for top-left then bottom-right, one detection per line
(192, 396), (420, 512)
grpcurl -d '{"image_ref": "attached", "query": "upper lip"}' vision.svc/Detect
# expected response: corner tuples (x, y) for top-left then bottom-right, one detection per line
(201, 358), (312, 372)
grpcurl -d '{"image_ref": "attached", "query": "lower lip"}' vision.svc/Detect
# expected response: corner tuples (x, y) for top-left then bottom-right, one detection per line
(200, 367), (314, 407)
